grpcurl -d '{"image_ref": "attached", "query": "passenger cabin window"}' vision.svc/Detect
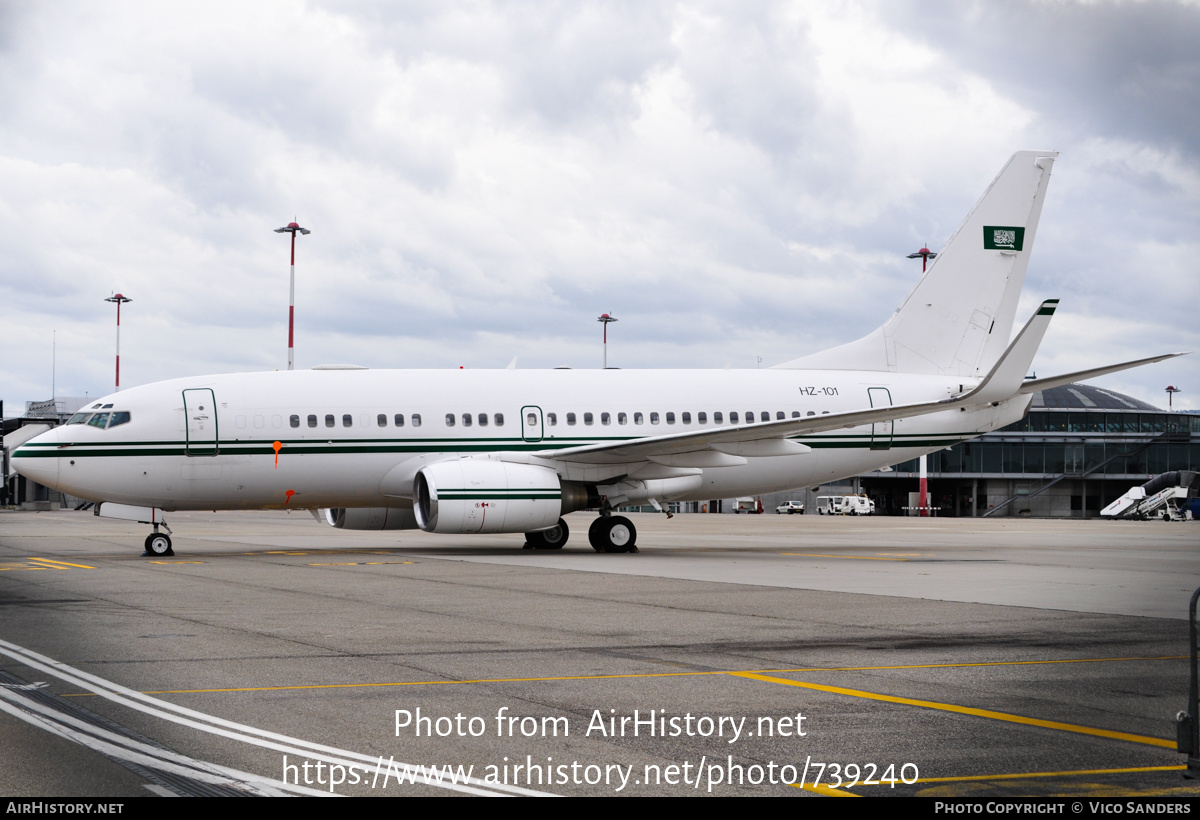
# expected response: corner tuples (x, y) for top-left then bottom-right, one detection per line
(411, 414), (422, 427)
(745, 412), (755, 423)
(650, 412), (659, 424)
(601, 412), (611, 426)
(698, 412), (707, 424)
(665, 412), (675, 424)
(494, 413), (504, 426)
(527, 412), (537, 427)
(634, 412), (643, 424)
(325, 414), (335, 428)
(446, 414), (456, 427)
(377, 414), (387, 427)
(395, 414), (405, 427)
(713, 412), (723, 424)
(792, 411), (801, 418)
(547, 413), (557, 426)
(462, 413), (472, 427)
(729, 412), (738, 423)
(567, 413), (576, 426)
(681, 412), (691, 424)
(342, 414), (353, 428)
(583, 412), (593, 426)
(478, 413), (488, 427)
(776, 411), (785, 420)
(308, 414), (318, 428)
(617, 412), (627, 425)
(290, 415), (300, 428)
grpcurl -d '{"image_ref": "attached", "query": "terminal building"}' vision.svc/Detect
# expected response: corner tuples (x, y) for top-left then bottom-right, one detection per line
(857, 383), (1199, 518)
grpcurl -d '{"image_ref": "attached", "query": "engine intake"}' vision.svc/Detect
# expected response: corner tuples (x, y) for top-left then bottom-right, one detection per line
(414, 459), (563, 534)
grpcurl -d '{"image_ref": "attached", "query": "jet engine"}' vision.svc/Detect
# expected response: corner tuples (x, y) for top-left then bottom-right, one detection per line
(323, 507), (418, 530)
(413, 459), (565, 534)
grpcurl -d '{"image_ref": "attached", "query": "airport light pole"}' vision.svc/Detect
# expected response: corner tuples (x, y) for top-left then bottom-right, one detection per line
(274, 221), (311, 370)
(597, 313), (617, 369)
(104, 293), (132, 392)
(907, 245), (937, 273)
(1166, 386), (1181, 408)
(907, 245), (938, 515)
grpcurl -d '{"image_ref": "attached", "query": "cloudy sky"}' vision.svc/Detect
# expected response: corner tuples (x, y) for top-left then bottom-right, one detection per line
(2, 0), (1197, 412)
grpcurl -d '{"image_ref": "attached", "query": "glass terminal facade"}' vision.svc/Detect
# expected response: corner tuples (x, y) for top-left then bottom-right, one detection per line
(859, 384), (1200, 517)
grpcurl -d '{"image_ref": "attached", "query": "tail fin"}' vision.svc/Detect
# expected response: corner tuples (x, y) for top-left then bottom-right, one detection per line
(776, 150), (1058, 376)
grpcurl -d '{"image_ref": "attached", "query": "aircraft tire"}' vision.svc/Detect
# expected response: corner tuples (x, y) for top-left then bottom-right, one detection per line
(592, 516), (637, 553)
(525, 519), (569, 550)
(144, 533), (173, 557)
(588, 517), (606, 552)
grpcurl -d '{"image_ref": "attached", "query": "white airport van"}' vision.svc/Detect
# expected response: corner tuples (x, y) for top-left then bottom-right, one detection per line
(816, 495), (875, 515)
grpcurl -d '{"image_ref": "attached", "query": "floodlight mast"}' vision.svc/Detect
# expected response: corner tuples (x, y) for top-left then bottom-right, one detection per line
(597, 313), (618, 369)
(104, 294), (132, 392)
(907, 245), (938, 515)
(274, 221), (311, 370)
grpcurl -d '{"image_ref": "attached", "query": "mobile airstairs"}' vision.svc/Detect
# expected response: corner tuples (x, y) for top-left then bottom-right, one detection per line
(1102, 470), (1197, 521)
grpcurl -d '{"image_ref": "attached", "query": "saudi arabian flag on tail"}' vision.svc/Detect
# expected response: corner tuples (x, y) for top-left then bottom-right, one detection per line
(984, 226), (1025, 251)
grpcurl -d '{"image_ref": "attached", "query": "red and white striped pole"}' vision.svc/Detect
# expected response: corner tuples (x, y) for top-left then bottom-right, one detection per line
(907, 246), (938, 517)
(274, 221), (310, 370)
(597, 313), (617, 369)
(104, 293), (131, 391)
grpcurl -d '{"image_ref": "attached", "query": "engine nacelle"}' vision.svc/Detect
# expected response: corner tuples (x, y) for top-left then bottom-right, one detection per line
(413, 459), (563, 534)
(323, 507), (418, 530)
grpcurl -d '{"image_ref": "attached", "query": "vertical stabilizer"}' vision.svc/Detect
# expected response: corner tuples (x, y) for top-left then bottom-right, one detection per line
(776, 150), (1057, 375)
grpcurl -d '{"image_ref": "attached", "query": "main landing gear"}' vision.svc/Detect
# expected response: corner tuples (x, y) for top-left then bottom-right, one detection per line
(524, 518), (570, 550)
(588, 515), (638, 553)
(142, 521), (174, 557)
(523, 514), (640, 552)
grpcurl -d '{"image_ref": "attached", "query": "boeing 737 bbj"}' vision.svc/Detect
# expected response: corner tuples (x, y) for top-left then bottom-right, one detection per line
(11, 151), (1181, 555)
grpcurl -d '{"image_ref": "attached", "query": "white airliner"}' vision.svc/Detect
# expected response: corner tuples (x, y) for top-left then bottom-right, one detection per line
(11, 151), (1180, 556)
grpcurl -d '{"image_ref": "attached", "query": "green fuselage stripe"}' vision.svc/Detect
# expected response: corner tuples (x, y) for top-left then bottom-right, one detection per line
(14, 432), (975, 459)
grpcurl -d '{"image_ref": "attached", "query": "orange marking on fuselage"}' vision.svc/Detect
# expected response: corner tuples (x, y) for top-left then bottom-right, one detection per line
(273, 440), (282, 468)
(284, 489), (295, 505)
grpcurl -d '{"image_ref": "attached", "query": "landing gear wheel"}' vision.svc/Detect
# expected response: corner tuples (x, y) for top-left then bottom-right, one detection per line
(590, 516), (638, 553)
(144, 533), (173, 557)
(588, 517), (607, 552)
(524, 518), (569, 550)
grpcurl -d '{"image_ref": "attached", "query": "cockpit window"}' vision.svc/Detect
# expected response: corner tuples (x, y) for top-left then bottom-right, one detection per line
(67, 413), (92, 425)
(108, 411), (131, 428)
(87, 413), (111, 428)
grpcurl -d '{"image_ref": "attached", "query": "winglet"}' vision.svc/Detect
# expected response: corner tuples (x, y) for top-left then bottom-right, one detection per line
(957, 299), (1058, 404)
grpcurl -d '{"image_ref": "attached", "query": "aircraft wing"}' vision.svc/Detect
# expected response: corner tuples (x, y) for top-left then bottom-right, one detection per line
(531, 301), (1184, 467)
(530, 395), (965, 465)
(1018, 352), (1187, 395)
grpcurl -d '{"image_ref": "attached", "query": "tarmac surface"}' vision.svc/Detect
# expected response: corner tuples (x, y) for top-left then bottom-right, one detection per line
(0, 508), (1197, 798)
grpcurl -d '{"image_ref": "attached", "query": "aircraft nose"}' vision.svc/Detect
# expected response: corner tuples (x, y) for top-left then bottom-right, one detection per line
(10, 428), (61, 489)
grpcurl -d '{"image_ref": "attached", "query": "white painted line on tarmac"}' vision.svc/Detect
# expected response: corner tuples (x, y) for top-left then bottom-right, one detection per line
(0, 637), (555, 797)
